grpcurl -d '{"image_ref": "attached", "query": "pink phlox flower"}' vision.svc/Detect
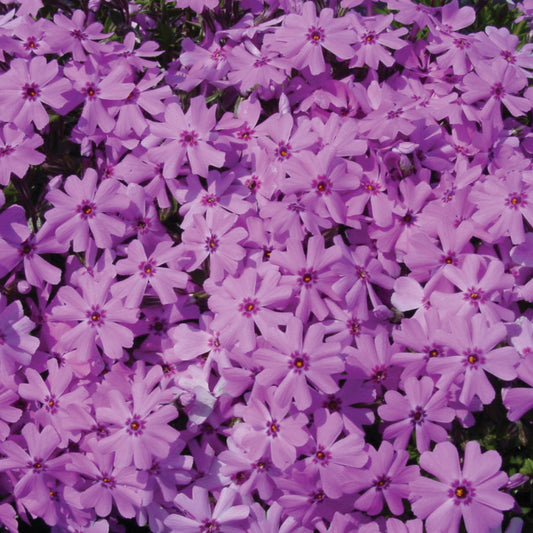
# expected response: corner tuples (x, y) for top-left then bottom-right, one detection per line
(427, 313), (518, 406)
(354, 441), (419, 516)
(180, 210), (248, 282)
(166, 486), (249, 533)
(0, 294), (39, 373)
(234, 386), (309, 469)
(346, 332), (401, 396)
(332, 238), (395, 312)
(470, 172), (533, 244)
(303, 411), (367, 498)
(113, 69), (171, 139)
(462, 59), (530, 130)
(348, 13), (407, 70)
(255, 317), (344, 410)
(432, 254), (516, 323)
(67, 451), (148, 519)
(64, 57), (135, 134)
(112, 239), (188, 308)
(48, 9), (112, 61)
(0, 205), (66, 287)
(19, 358), (93, 445)
(410, 440), (514, 533)
(50, 273), (138, 362)
(207, 263), (292, 353)
(248, 502), (301, 533)
(144, 96), (225, 178)
(110, 32), (163, 71)
(45, 168), (128, 251)
(282, 146), (355, 225)
(271, 1), (355, 75)
(10, 16), (55, 57)
(0, 123), (45, 186)
(269, 235), (342, 322)
(378, 376), (455, 452)
(0, 56), (72, 130)
(0, 379), (21, 441)
(95, 376), (179, 470)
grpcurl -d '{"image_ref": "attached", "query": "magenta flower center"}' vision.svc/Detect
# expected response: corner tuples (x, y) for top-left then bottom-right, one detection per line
(83, 84), (100, 100)
(505, 192), (527, 209)
(363, 32), (376, 44)
(201, 193), (218, 206)
(266, 420), (280, 437)
(140, 260), (156, 277)
(22, 83), (41, 101)
(307, 26), (324, 44)
(78, 202), (96, 219)
(410, 406), (426, 425)
(290, 351), (309, 372)
(180, 130), (199, 146)
(374, 475), (391, 490)
(25, 37), (39, 50)
(491, 83), (505, 99)
(239, 297), (259, 316)
(205, 234), (219, 252)
(200, 519), (220, 533)
(0, 145), (14, 157)
(323, 395), (342, 412)
(309, 490), (326, 503)
(313, 176), (332, 195)
(101, 475), (116, 488)
(276, 142), (291, 159)
(87, 306), (106, 327)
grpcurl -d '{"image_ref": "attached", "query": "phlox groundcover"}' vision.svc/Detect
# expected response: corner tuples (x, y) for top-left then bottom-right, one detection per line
(0, 0), (533, 532)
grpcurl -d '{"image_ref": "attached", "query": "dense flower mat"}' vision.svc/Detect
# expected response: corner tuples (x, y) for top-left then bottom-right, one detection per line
(0, 0), (532, 531)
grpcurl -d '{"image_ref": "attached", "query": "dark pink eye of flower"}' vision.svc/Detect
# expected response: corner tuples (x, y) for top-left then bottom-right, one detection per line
(210, 48), (225, 62)
(307, 26), (324, 44)
(239, 298), (259, 316)
(453, 38), (470, 49)
(254, 57), (270, 68)
(323, 395), (342, 412)
(464, 288), (485, 304)
(387, 108), (403, 119)
(266, 420), (280, 437)
(276, 143), (291, 159)
(139, 261), (156, 277)
(200, 519), (220, 533)
(31, 459), (45, 472)
(363, 32), (376, 44)
(505, 192), (527, 209)
(180, 130), (199, 146)
(77, 202), (96, 218)
(237, 126), (254, 140)
(19, 240), (35, 257)
(0, 145), (14, 157)
(83, 84), (100, 100)
(201, 193), (218, 206)
(299, 268), (317, 286)
(246, 177), (260, 192)
(87, 306), (106, 327)
(290, 351), (309, 372)
(410, 406), (426, 425)
(441, 252), (456, 265)
(126, 417), (145, 435)
(22, 83), (41, 101)
(449, 480), (475, 504)
(126, 87), (139, 101)
(101, 475), (116, 488)
(313, 176), (332, 195)
(491, 83), (505, 99)
(45, 395), (58, 413)
(347, 319), (361, 335)
(205, 234), (219, 252)
(500, 50), (516, 63)
(372, 365), (387, 382)
(25, 37), (39, 50)
(314, 446), (331, 464)
(309, 490), (326, 503)
(70, 29), (86, 40)
(231, 471), (250, 485)
(374, 475), (391, 490)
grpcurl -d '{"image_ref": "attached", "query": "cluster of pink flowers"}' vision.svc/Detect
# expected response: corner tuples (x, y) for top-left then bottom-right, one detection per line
(0, 0), (532, 532)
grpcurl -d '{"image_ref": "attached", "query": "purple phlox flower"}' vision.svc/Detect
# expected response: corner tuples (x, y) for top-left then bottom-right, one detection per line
(474, 25), (533, 75)
(9, 15), (54, 57)
(391, 309), (452, 381)
(403, 220), (474, 283)
(426, 26), (477, 76)
(502, 353), (533, 421)
(0, 379), (21, 441)
(0, 56), (72, 129)
(346, 156), (394, 227)
(180, 210), (248, 282)
(234, 386), (309, 469)
(64, 57), (135, 134)
(66, 451), (148, 519)
(113, 69), (171, 139)
(309, 113), (368, 158)
(110, 31), (163, 71)
(462, 59), (530, 130)
(410, 441), (514, 533)
(218, 438), (281, 500)
(386, 0), (438, 28)
(255, 111), (316, 169)
(354, 441), (419, 516)
(18, 358), (93, 445)
(177, 170), (250, 229)
(95, 378), (178, 470)
(281, 146), (354, 225)
(227, 40), (289, 94)
(347, 332), (401, 396)
(48, 9), (112, 61)
(303, 410), (367, 498)
(45, 169), (128, 251)
(432, 255), (516, 323)
(348, 13), (407, 69)
(207, 264), (292, 353)
(269, 235), (342, 322)
(378, 376), (455, 452)
(470, 172), (533, 244)
(0, 423), (76, 504)
(0, 123), (45, 186)
(332, 238), (395, 311)
(144, 96), (225, 179)
(369, 179), (434, 257)
(255, 317), (344, 410)
(112, 239), (188, 308)
(0, 294), (39, 373)
(166, 486), (249, 533)
(248, 502), (301, 533)
(270, 1), (355, 75)
(50, 273), (138, 362)
(428, 313), (518, 406)
(0, 206), (66, 287)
